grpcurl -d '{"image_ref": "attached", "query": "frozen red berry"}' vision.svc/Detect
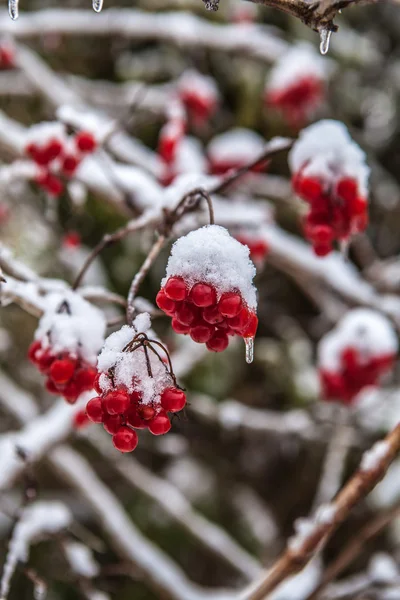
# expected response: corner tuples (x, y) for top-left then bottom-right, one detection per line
(103, 390), (130, 415)
(190, 283), (217, 307)
(103, 413), (124, 434)
(49, 359), (76, 385)
(160, 388), (186, 412)
(164, 277), (187, 301)
(218, 293), (242, 318)
(156, 289), (176, 316)
(206, 330), (229, 352)
(86, 397), (104, 423)
(75, 131), (97, 153)
(148, 411), (171, 435)
(190, 323), (214, 343)
(112, 426), (138, 452)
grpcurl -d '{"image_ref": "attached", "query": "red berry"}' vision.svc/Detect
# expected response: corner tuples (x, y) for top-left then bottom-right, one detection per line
(37, 350), (54, 374)
(103, 413), (123, 434)
(74, 367), (97, 391)
(336, 178), (358, 203)
(202, 305), (224, 325)
(112, 426), (138, 452)
(93, 373), (103, 394)
(103, 390), (130, 415)
(138, 405), (156, 420)
(312, 225), (334, 245)
(218, 293), (242, 318)
(190, 323), (214, 343)
(50, 359), (75, 385)
(165, 277), (187, 301)
(129, 389), (142, 404)
(148, 411), (171, 435)
(175, 302), (198, 326)
(229, 307), (251, 333)
(86, 397), (104, 423)
(156, 289), (176, 316)
(189, 283), (217, 307)
(44, 174), (64, 197)
(314, 243), (331, 257)
(75, 131), (97, 153)
(28, 340), (42, 363)
(206, 330), (229, 352)
(160, 388), (186, 412)
(63, 381), (81, 404)
(63, 232), (81, 248)
(45, 378), (59, 394)
(44, 139), (63, 162)
(242, 313), (258, 338)
(73, 409), (90, 429)
(62, 155), (80, 176)
(171, 318), (191, 334)
(25, 142), (38, 158)
(126, 406), (148, 429)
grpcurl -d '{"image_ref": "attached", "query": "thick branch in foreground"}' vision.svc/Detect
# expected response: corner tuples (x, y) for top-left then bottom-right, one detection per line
(244, 422), (400, 600)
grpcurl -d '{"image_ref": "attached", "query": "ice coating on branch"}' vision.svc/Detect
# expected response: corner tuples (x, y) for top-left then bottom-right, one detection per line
(0, 502), (71, 600)
(162, 225), (257, 308)
(289, 120), (369, 197)
(97, 314), (171, 405)
(318, 309), (398, 373)
(207, 128), (265, 169)
(267, 43), (329, 93)
(35, 291), (106, 364)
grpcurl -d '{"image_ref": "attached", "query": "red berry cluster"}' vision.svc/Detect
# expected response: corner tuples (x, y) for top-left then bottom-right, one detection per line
(86, 373), (186, 453)
(156, 277), (258, 352)
(28, 340), (97, 404)
(292, 169), (368, 256)
(236, 235), (269, 264)
(25, 130), (97, 198)
(320, 346), (395, 405)
(266, 76), (323, 129)
(62, 231), (81, 249)
(0, 43), (14, 70)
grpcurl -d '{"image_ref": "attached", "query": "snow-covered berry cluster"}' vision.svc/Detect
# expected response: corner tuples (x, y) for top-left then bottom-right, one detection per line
(318, 309), (398, 405)
(156, 225), (258, 355)
(0, 41), (14, 70)
(207, 128), (265, 175)
(289, 120), (370, 256)
(265, 44), (330, 128)
(177, 70), (219, 127)
(236, 231), (269, 265)
(24, 122), (97, 197)
(28, 292), (106, 403)
(86, 314), (186, 453)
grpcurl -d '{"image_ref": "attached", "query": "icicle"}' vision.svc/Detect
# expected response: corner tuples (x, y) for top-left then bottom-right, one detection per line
(8, 0), (18, 20)
(203, 0), (219, 11)
(244, 337), (254, 364)
(319, 28), (332, 55)
(92, 0), (103, 13)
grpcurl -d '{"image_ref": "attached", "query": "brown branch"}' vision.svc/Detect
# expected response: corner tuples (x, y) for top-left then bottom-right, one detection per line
(246, 422), (400, 600)
(306, 502), (400, 600)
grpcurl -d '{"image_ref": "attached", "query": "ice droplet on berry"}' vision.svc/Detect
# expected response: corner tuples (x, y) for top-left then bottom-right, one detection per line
(319, 29), (332, 55)
(92, 0), (103, 12)
(245, 337), (254, 364)
(8, 0), (18, 20)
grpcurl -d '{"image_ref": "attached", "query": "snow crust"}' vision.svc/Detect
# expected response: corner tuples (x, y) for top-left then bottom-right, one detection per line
(25, 121), (67, 146)
(97, 313), (172, 405)
(178, 69), (219, 105)
(267, 43), (331, 92)
(162, 224), (257, 308)
(360, 440), (390, 472)
(64, 541), (99, 578)
(288, 504), (336, 553)
(289, 119), (370, 197)
(318, 308), (398, 373)
(207, 128), (264, 164)
(35, 290), (106, 364)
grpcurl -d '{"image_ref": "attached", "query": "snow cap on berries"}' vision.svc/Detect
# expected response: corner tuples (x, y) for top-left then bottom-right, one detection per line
(178, 69), (220, 118)
(318, 308), (398, 373)
(35, 291), (106, 364)
(97, 313), (172, 405)
(25, 121), (67, 148)
(162, 224), (257, 309)
(207, 128), (265, 172)
(289, 119), (369, 197)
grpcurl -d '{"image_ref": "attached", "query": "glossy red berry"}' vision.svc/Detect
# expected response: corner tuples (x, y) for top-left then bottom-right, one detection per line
(62, 155), (79, 176)
(73, 409), (90, 429)
(148, 411), (171, 435)
(63, 381), (81, 404)
(126, 406), (148, 429)
(74, 367), (97, 391)
(171, 318), (191, 334)
(243, 313), (258, 338)
(75, 131), (97, 153)
(112, 426), (138, 452)
(189, 283), (217, 307)
(175, 302), (198, 326)
(50, 359), (75, 385)
(206, 330), (229, 352)
(103, 413), (123, 434)
(190, 323), (214, 343)
(229, 307), (251, 333)
(86, 397), (104, 423)
(156, 289), (176, 316)
(164, 277), (187, 301)
(138, 405), (156, 420)
(28, 340), (42, 363)
(45, 139), (63, 162)
(103, 390), (130, 415)
(218, 293), (242, 318)
(160, 388), (186, 412)
(202, 305), (224, 325)
(44, 174), (64, 197)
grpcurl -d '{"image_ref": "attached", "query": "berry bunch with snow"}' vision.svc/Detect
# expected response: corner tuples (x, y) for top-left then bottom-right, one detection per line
(158, 101), (187, 184)
(86, 313), (186, 453)
(28, 292), (106, 403)
(156, 225), (258, 361)
(235, 230), (269, 266)
(289, 120), (370, 256)
(318, 309), (398, 405)
(177, 70), (220, 127)
(24, 122), (97, 197)
(265, 44), (330, 128)
(0, 41), (14, 70)
(207, 128), (265, 176)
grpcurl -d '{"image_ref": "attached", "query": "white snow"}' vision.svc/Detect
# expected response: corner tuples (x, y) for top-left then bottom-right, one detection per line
(288, 503), (336, 553)
(0, 501), (72, 600)
(24, 121), (67, 147)
(178, 69), (219, 107)
(162, 224), (257, 308)
(268, 558), (321, 600)
(318, 308), (398, 373)
(34, 290), (106, 364)
(289, 119), (370, 197)
(267, 42), (332, 92)
(360, 440), (390, 472)
(63, 540), (100, 578)
(368, 553), (399, 583)
(97, 314), (172, 405)
(207, 128), (265, 165)
(172, 136), (207, 176)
